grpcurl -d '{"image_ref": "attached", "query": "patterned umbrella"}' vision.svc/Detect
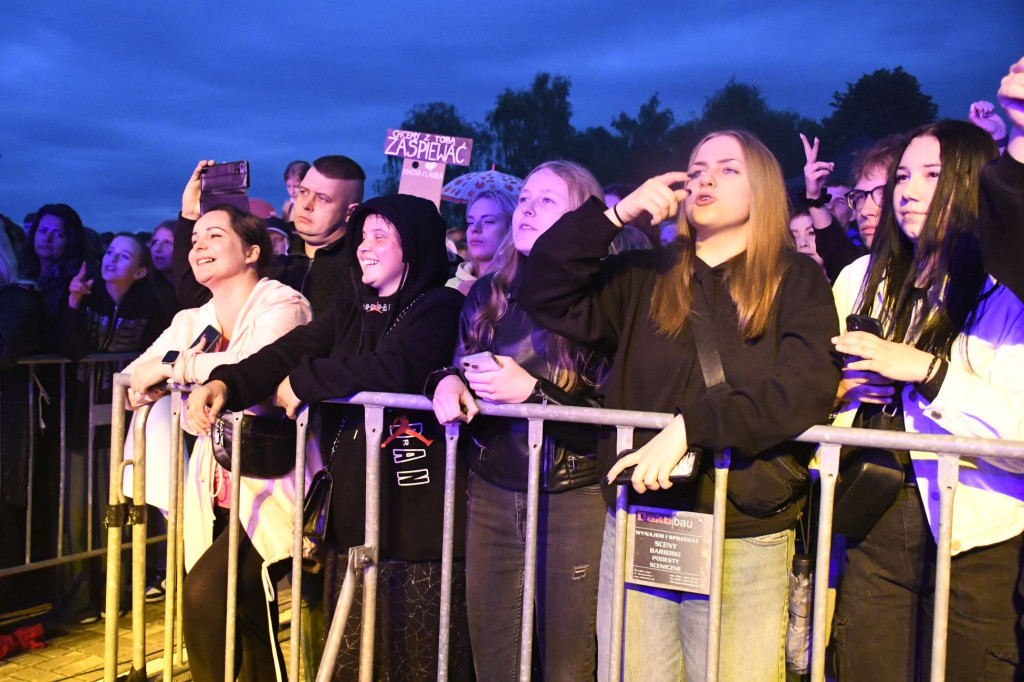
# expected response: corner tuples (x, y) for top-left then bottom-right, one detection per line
(441, 170), (523, 205)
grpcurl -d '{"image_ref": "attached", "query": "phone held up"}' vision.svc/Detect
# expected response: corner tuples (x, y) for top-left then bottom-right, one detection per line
(845, 314), (883, 337)
(200, 161), (250, 215)
(460, 351), (503, 373)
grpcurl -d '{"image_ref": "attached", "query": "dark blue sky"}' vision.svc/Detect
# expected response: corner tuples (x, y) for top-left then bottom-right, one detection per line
(3, 1), (1022, 233)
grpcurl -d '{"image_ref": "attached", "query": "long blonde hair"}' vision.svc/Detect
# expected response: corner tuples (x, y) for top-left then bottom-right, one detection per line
(464, 161), (604, 392)
(650, 130), (790, 341)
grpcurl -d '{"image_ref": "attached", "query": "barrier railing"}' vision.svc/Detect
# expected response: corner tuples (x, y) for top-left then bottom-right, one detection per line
(0, 354), (161, 584)
(102, 372), (1024, 682)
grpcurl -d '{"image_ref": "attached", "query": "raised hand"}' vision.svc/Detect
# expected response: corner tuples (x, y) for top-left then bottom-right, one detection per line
(68, 262), (93, 309)
(800, 133), (834, 200)
(182, 160), (215, 220)
(608, 171), (690, 227)
(968, 101), (1008, 141)
(998, 57), (1024, 137)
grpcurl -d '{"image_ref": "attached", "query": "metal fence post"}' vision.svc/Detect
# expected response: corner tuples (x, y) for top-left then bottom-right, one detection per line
(704, 449), (731, 682)
(103, 380), (130, 682)
(810, 443), (841, 682)
(223, 411), (245, 682)
(360, 405), (384, 682)
(516, 418), (544, 681)
(608, 426), (634, 682)
(130, 400), (150, 678)
(163, 389), (184, 681)
(436, 422), (461, 682)
(289, 406), (310, 682)
(930, 452), (961, 682)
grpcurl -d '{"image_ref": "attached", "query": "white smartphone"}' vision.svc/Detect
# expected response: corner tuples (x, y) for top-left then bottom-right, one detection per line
(460, 351), (503, 373)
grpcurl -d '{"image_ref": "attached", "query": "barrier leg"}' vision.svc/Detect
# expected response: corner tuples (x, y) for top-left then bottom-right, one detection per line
(930, 453), (960, 682)
(609, 426), (634, 682)
(103, 382), (130, 682)
(163, 391), (183, 681)
(130, 405), (151, 678)
(516, 419), (544, 682)
(436, 423), (460, 682)
(704, 449), (731, 682)
(316, 546), (372, 681)
(810, 444), (840, 682)
(360, 406), (384, 682)
(174, 426), (186, 669)
(289, 408), (309, 682)
(223, 411), (245, 682)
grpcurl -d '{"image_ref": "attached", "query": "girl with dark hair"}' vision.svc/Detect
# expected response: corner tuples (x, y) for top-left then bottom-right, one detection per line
(19, 203), (89, 337)
(518, 131), (840, 680)
(830, 120), (1024, 680)
(432, 160), (609, 680)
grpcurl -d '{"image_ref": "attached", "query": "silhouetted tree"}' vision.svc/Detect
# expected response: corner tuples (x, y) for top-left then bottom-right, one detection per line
(486, 73), (576, 177)
(821, 66), (937, 151)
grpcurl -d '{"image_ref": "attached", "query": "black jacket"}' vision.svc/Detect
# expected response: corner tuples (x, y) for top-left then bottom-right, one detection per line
(209, 194), (466, 560)
(814, 217), (866, 282)
(519, 198), (841, 538)
(172, 214), (353, 317)
(441, 271), (605, 493)
(59, 278), (172, 361)
(978, 152), (1024, 304)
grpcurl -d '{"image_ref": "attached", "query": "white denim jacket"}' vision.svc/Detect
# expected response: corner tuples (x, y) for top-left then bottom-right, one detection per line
(832, 256), (1024, 555)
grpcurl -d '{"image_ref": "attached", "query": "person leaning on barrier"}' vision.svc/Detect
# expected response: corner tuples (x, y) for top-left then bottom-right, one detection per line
(186, 194), (470, 681)
(431, 161), (609, 681)
(172, 157), (365, 317)
(829, 113), (1024, 679)
(517, 131), (842, 682)
(124, 204), (313, 682)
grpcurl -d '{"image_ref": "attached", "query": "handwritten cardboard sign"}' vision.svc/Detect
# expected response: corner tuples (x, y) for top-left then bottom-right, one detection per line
(384, 129), (473, 167)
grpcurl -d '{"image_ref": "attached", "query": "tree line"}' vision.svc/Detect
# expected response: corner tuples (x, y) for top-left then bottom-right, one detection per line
(375, 67), (938, 200)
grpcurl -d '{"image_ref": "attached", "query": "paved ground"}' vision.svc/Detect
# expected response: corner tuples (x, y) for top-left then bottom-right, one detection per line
(0, 589), (298, 682)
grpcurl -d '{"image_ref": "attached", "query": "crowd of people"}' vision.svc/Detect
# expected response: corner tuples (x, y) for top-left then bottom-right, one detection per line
(1, 56), (1023, 681)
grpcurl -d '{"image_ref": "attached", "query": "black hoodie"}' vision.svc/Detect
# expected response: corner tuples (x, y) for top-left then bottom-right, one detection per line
(208, 194), (466, 558)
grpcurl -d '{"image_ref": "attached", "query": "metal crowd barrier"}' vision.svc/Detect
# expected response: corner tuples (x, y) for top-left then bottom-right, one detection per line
(0, 354), (154, 583)
(102, 372), (1024, 682)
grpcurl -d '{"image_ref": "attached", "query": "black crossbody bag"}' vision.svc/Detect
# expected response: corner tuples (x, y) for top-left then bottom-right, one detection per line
(687, 292), (811, 518)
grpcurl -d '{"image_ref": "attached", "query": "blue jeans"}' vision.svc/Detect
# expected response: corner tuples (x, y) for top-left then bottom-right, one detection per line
(465, 472), (606, 681)
(597, 512), (793, 682)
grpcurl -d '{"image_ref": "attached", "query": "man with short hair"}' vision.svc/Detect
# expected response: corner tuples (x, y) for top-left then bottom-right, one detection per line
(173, 155), (366, 317)
(800, 133), (904, 280)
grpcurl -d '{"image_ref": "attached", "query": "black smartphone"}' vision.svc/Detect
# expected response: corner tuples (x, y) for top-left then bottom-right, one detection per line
(611, 448), (700, 484)
(200, 161), (250, 215)
(846, 314), (882, 337)
(189, 325), (222, 351)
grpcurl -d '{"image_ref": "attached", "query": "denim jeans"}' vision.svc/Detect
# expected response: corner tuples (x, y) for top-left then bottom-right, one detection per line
(834, 485), (1023, 681)
(465, 471), (606, 681)
(597, 512), (793, 682)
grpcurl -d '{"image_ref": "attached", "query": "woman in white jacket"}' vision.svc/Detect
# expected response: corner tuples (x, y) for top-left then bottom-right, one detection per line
(830, 119), (1024, 680)
(125, 201), (312, 682)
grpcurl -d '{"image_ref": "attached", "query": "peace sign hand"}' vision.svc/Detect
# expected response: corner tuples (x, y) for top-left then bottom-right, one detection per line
(800, 133), (834, 200)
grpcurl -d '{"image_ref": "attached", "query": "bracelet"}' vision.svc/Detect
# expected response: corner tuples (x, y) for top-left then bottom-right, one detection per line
(922, 354), (941, 383)
(799, 190), (832, 208)
(611, 202), (627, 227)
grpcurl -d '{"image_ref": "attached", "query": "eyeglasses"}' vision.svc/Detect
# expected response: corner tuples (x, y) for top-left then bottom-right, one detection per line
(846, 185), (886, 211)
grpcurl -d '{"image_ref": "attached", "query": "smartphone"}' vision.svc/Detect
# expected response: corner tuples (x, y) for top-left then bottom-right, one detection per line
(189, 325), (222, 351)
(460, 351), (503, 373)
(846, 314), (883, 337)
(200, 161), (250, 215)
(611, 448), (700, 484)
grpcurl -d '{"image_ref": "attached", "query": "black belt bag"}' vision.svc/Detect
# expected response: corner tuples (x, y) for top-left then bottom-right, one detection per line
(212, 412), (297, 479)
(832, 400), (907, 539)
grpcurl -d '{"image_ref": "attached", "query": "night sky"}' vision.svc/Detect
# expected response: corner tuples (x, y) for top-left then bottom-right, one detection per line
(3, 1), (1022, 233)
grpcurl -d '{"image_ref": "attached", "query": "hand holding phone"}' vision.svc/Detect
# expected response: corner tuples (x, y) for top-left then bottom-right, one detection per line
(460, 351), (503, 373)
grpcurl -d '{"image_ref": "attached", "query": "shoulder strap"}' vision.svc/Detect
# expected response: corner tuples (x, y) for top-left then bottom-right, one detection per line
(688, 286), (728, 391)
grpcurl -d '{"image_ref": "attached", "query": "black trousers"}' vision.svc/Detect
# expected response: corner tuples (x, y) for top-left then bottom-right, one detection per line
(182, 509), (290, 682)
(834, 485), (1023, 680)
